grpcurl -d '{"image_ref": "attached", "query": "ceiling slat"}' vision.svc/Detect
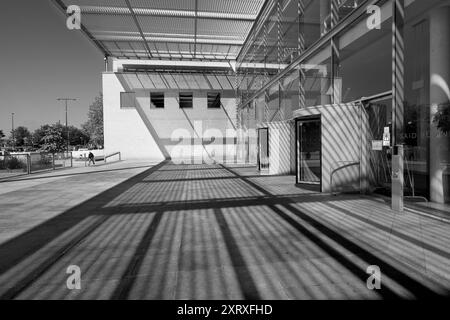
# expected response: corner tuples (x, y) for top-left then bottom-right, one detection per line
(57, 0), (266, 61)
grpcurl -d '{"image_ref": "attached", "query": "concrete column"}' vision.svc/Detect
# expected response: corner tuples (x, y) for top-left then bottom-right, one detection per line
(331, 0), (341, 104)
(320, 0), (332, 105)
(320, 70), (332, 105)
(331, 41), (341, 104)
(392, 0), (405, 211)
(320, 0), (331, 35)
(429, 7), (450, 203)
(298, 0), (306, 109)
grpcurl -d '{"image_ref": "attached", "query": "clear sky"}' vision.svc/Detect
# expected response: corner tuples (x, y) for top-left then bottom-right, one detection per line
(0, 0), (104, 134)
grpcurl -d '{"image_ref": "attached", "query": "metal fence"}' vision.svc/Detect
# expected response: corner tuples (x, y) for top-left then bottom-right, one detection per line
(0, 152), (73, 179)
(1, 151), (122, 179)
(0, 154), (30, 179)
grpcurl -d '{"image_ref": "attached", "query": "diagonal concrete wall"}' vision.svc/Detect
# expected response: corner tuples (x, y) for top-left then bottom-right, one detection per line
(103, 72), (239, 163)
(258, 121), (295, 176)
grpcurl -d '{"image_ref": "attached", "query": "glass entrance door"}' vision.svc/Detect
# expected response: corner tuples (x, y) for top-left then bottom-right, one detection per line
(365, 94), (430, 199)
(365, 96), (393, 196)
(258, 128), (269, 171)
(296, 117), (321, 185)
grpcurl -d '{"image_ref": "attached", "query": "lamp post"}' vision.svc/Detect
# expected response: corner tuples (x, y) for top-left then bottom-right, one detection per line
(11, 113), (15, 152)
(57, 98), (77, 153)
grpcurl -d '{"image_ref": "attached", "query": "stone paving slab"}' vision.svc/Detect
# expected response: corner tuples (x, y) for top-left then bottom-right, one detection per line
(0, 161), (449, 300)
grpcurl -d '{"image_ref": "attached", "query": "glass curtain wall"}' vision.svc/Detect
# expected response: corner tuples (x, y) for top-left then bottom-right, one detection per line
(267, 81), (280, 122)
(237, 0), (377, 106)
(281, 0), (300, 64)
(237, 0), (449, 202)
(302, 44), (332, 107)
(403, 0), (449, 202)
(255, 92), (266, 126)
(334, 0), (393, 195)
(280, 69), (300, 120)
(337, 0), (392, 103)
(403, 2), (430, 199)
(237, 0), (341, 114)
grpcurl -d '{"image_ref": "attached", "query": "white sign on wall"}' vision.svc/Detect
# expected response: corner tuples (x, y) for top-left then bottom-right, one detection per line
(372, 140), (383, 151)
(383, 127), (391, 147)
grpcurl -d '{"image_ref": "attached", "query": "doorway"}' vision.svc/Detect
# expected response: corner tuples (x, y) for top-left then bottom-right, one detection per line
(258, 128), (269, 171)
(296, 117), (321, 189)
(364, 95), (393, 196)
(364, 92), (429, 199)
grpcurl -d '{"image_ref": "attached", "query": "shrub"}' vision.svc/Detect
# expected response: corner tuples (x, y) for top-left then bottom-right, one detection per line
(433, 104), (450, 134)
(6, 157), (26, 170)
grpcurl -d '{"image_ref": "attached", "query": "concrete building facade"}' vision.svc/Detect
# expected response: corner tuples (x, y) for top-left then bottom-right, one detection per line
(103, 69), (239, 163)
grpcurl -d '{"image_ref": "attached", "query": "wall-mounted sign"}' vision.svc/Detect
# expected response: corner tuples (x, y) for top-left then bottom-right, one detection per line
(383, 127), (391, 147)
(372, 140), (383, 151)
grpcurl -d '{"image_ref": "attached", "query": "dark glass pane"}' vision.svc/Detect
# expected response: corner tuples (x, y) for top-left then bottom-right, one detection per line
(120, 92), (135, 108)
(179, 92), (193, 108)
(298, 119), (321, 184)
(150, 92), (164, 108)
(258, 128), (269, 170)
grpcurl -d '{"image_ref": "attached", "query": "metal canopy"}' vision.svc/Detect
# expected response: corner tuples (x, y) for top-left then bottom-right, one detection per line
(53, 0), (266, 61)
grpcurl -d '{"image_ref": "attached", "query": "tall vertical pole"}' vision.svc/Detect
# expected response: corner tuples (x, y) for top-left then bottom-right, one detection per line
(392, 0), (405, 211)
(277, 0), (284, 120)
(57, 98), (77, 155)
(331, 0), (341, 104)
(193, 0), (198, 59)
(320, 0), (331, 105)
(277, 0), (282, 72)
(11, 113), (15, 152)
(263, 22), (269, 123)
(298, 0), (306, 109)
(65, 100), (69, 154)
(392, 0), (405, 148)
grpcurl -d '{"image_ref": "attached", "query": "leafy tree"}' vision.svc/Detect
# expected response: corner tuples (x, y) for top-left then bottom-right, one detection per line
(433, 104), (450, 134)
(67, 125), (90, 146)
(32, 124), (52, 146)
(82, 94), (104, 147)
(33, 124), (89, 148)
(40, 125), (65, 153)
(9, 126), (31, 147)
(0, 130), (5, 148)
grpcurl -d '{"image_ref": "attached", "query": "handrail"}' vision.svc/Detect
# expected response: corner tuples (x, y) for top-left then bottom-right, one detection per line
(104, 152), (121, 163)
(330, 161), (361, 196)
(83, 152), (121, 166)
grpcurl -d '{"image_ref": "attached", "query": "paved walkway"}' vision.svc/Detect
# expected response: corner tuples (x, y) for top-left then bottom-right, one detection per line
(0, 161), (449, 299)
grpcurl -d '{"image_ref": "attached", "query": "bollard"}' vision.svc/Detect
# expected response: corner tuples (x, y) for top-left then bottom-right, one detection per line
(27, 154), (31, 174)
(391, 145), (404, 212)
